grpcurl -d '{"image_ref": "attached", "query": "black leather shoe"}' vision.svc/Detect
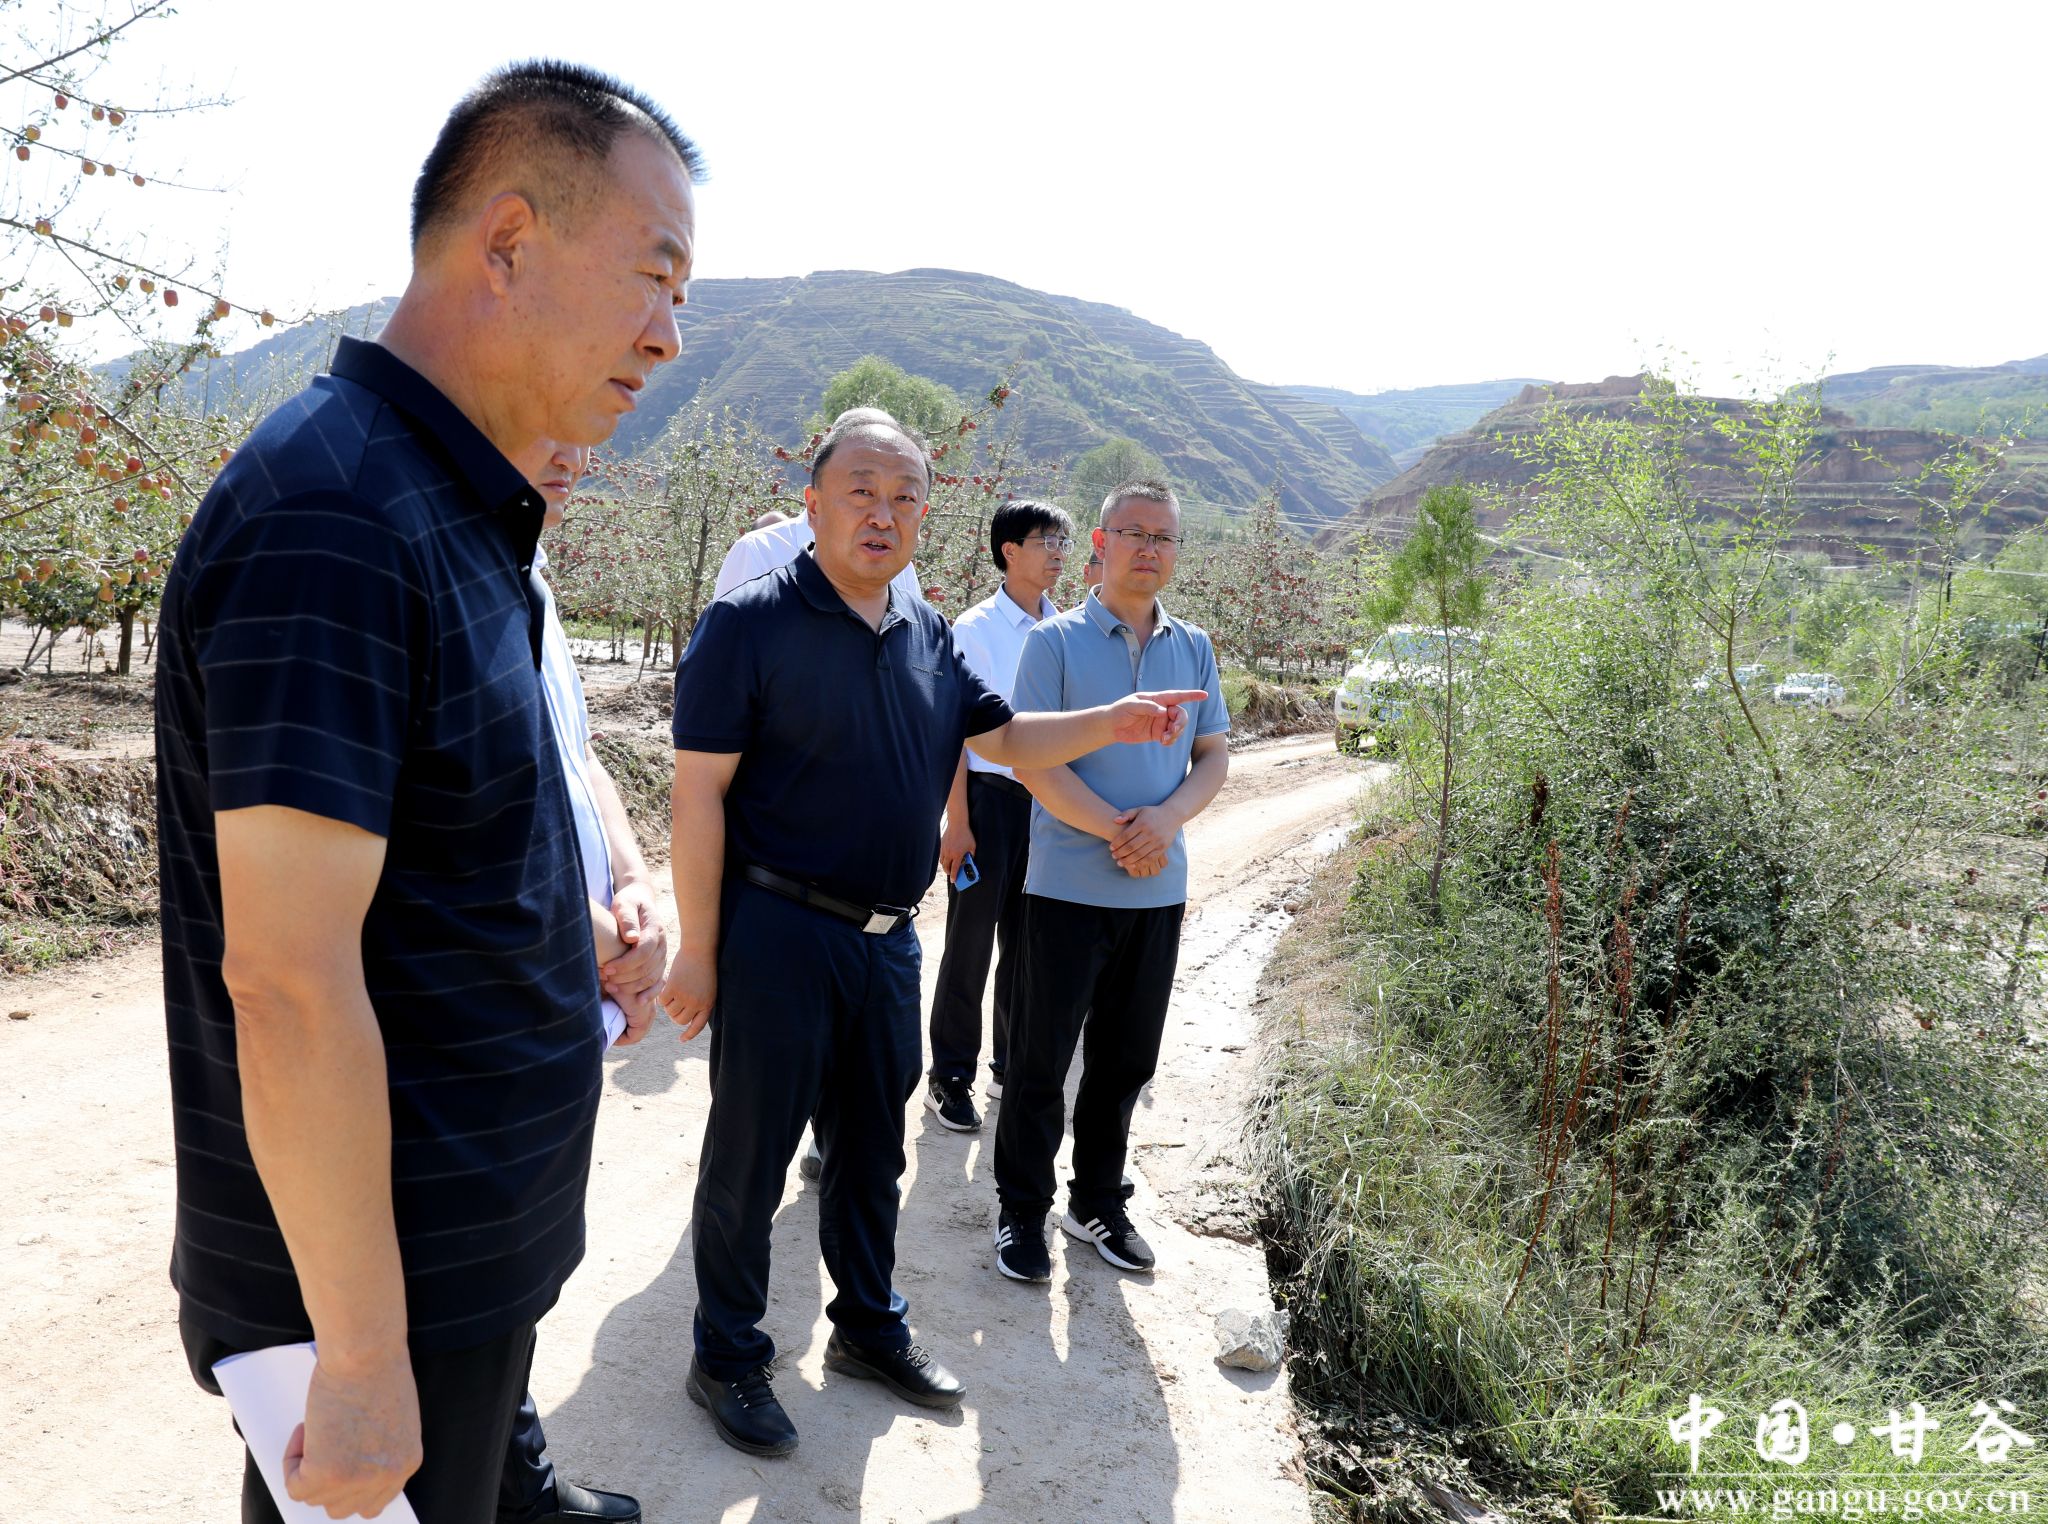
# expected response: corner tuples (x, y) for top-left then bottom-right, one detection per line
(687, 1357), (798, 1457)
(499, 1480), (642, 1524)
(823, 1331), (965, 1409)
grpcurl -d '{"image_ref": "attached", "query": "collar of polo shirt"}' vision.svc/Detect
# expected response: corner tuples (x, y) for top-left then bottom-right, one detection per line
(792, 545), (912, 633)
(1082, 584), (1175, 639)
(333, 338), (547, 563)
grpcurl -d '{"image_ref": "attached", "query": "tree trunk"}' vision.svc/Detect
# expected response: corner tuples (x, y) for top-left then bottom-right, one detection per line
(115, 610), (136, 677)
(1427, 614), (1455, 918)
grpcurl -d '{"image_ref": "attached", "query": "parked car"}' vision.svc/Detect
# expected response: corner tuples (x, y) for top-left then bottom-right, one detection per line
(1773, 671), (1845, 707)
(1335, 625), (1481, 751)
(1688, 663), (1772, 696)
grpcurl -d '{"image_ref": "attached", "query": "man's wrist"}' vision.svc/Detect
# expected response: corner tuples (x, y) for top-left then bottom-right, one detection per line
(315, 1324), (410, 1378)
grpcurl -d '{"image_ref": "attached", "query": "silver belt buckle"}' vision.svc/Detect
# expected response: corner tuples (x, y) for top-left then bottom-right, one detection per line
(862, 909), (898, 935)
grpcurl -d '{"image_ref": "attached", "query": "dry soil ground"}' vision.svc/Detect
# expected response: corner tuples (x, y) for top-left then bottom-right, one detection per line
(0, 703), (1379, 1524)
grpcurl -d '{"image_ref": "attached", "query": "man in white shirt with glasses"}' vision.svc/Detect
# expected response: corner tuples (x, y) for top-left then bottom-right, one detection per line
(925, 500), (1074, 1132)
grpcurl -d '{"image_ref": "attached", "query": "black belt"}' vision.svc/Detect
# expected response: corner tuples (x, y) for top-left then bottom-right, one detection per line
(971, 772), (1032, 801)
(742, 865), (917, 935)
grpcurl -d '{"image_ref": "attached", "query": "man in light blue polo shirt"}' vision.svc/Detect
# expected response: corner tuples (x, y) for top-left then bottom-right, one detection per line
(990, 477), (1231, 1282)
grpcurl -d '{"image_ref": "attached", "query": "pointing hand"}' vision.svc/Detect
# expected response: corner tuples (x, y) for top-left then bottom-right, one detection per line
(1106, 690), (1209, 746)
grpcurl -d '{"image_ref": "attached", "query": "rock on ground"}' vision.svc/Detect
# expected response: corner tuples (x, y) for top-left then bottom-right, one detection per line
(1215, 1307), (1290, 1373)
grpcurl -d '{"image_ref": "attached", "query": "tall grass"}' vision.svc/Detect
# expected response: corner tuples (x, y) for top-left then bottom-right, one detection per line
(1257, 794), (2048, 1515)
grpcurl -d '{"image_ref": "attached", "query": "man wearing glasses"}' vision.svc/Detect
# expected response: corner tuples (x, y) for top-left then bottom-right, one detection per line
(926, 501), (1076, 1133)
(991, 478), (1231, 1281)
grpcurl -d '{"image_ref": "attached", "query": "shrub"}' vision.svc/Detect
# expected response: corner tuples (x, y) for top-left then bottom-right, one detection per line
(1252, 380), (2048, 1515)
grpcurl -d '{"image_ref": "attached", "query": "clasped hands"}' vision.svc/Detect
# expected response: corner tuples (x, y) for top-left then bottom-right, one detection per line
(1106, 802), (1181, 878)
(600, 881), (669, 1046)
(1101, 691), (1203, 878)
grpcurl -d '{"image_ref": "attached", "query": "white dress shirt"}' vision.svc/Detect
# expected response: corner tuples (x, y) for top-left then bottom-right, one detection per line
(713, 513), (925, 608)
(954, 583), (1059, 780)
(533, 546), (625, 1047)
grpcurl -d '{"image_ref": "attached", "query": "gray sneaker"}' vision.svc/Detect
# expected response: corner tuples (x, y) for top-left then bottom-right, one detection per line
(1063, 1205), (1156, 1273)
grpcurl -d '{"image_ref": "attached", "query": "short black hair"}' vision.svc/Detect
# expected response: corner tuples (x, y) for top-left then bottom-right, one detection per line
(411, 60), (706, 250)
(810, 410), (932, 492)
(989, 499), (1073, 573)
(1101, 476), (1179, 526)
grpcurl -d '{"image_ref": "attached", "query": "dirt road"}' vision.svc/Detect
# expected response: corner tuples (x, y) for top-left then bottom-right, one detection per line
(0, 734), (1376, 1523)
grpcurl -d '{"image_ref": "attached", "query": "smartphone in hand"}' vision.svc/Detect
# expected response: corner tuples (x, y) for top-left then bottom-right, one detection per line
(954, 852), (980, 892)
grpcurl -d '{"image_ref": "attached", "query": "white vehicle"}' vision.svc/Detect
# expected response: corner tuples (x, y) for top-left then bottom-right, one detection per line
(1335, 625), (1481, 750)
(1689, 663), (1772, 696)
(1772, 671), (1845, 707)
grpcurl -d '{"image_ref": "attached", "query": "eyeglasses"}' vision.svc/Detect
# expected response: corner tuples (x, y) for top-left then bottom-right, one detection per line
(1105, 528), (1182, 550)
(1019, 535), (1074, 552)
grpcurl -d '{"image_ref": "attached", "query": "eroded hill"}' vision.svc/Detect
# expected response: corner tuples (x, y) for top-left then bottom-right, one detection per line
(1325, 373), (2048, 556)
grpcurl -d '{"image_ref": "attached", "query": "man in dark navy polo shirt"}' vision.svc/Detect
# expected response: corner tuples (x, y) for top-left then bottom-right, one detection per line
(657, 413), (1209, 1459)
(155, 62), (701, 1524)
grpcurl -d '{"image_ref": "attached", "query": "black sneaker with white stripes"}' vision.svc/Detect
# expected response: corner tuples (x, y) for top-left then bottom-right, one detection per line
(925, 1075), (981, 1132)
(1062, 1205), (1156, 1273)
(993, 1206), (1052, 1282)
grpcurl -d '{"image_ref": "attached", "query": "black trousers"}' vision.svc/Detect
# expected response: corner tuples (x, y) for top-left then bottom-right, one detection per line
(928, 772), (1032, 1083)
(181, 1304), (538, 1524)
(497, 1367), (556, 1518)
(692, 882), (923, 1379)
(992, 894), (1186, 1218)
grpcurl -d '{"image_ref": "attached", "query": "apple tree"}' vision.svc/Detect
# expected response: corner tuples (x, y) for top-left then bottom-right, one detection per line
(2, 2), (271, 676)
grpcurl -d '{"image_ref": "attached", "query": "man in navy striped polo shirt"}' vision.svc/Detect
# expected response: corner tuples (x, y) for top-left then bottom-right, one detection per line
(155, 63), (701, 1524)
(659, 415), (1208, 1459)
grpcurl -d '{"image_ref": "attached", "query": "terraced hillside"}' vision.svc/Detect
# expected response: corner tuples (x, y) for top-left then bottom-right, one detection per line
(590, 268), (1401, 527)
(140, 271), (1400, 529)
(1809, 353), (2048, 435)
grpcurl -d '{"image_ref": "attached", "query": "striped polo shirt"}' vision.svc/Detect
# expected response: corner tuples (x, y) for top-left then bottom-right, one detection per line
(154, 338), (603, 1355)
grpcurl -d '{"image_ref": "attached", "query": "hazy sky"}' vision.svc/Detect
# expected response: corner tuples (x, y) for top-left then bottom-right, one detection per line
(20, 0), (2046, 396)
